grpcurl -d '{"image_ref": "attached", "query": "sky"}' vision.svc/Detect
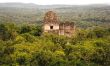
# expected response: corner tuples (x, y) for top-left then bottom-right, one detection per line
(0, 0), (110, 5)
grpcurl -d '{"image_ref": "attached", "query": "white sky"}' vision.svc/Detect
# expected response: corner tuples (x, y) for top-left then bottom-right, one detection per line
(0, 0), (110, 5)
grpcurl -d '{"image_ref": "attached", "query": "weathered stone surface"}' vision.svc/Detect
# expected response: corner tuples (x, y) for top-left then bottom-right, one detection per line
(43, 11), (75, 37)
(44, 11), (58, 24)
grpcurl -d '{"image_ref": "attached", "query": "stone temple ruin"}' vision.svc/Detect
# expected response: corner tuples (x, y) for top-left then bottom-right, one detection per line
(43, 11), (75, 37)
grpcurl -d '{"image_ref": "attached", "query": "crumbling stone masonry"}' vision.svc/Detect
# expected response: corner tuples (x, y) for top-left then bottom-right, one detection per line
(43, 11), (75, 37)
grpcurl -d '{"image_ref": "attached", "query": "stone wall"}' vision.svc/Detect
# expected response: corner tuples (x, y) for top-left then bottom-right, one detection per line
(43, 11), (75, 37)
(43, 24), (59, 32)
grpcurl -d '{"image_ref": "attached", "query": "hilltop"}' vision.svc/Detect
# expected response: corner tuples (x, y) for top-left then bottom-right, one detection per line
(0, 3), (110, 28)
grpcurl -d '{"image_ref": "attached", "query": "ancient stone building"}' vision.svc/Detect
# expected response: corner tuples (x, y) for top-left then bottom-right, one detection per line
(43, 11), (75, 37)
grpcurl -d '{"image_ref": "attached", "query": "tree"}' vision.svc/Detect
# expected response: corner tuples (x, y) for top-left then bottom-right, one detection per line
(0, 23), (17, 41)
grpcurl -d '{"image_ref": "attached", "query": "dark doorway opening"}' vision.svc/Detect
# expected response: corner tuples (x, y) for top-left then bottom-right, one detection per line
(50, 26), (53, 29)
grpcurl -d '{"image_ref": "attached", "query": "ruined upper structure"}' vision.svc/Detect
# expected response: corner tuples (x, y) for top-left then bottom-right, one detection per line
(44, 11), (58, 24)
(43, 11), (75, 37)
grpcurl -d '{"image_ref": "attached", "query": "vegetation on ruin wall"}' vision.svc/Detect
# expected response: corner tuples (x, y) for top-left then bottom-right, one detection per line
(0, 23), (110, 66)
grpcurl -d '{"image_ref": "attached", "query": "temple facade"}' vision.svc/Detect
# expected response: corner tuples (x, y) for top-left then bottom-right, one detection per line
(43, 11), (75, 37)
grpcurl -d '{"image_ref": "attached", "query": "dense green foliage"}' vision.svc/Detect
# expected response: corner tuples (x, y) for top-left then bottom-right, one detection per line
(0, 3), (110, 66)
(0, 23), (110, 66)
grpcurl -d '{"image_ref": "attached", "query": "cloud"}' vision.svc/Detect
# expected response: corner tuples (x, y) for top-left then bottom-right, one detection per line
(0, 0), (110, 5)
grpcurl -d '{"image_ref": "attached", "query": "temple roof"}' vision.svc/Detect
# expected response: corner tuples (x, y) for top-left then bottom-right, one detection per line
(44, 11), (58, 23)
(60, 21), (74, 26)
